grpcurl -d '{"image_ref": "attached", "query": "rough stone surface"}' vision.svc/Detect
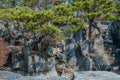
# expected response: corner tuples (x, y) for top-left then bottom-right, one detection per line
(0, 71), (21, 79)
(20, 76), (46, 80)
(1, 71), (120, 80)
(74, 71), (120, 80)
(49, 76), (70, 80)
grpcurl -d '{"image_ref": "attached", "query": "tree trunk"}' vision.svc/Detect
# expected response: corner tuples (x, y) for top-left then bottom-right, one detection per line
(88, 18), (94, 40)
(88, 18), (94, 53)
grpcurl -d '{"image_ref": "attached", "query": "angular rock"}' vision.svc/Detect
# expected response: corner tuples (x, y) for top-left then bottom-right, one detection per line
(85, 57), (93, 71)
(73, 30), (83, 43)
(92, 55), (104, 70)
(23, 40), (34, 72)
(13, 52), (23, 69)
(81, 40), (90, 56)
(45, 70), (58, 78)
(65, 38), (76, 62)
(34, 51), (45, 72)
(93, 35), (104, 51)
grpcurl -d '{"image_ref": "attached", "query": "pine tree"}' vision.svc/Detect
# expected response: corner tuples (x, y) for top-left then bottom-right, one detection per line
(72, 0), (116, 40)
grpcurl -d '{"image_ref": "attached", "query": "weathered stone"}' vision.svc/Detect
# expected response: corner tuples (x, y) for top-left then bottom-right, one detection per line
(62, 72), (73, 79)
(13, 52), (23, 69)
(85, 56), (93, 71)
(45, 70), (58, 78)
(93, 35), (104, 52)
(56, 63), (66, 74)
(0, 71), (21, 79)
(66, 56), (77, 70)
(92, 55), (104, 70)
(102, 64), (111, 71)
(20, 76), (46, 80)
(59, 40), (65, 53)
(56, 52), (66, 62)
(47, 46), (54, 56)
(74, 71), (120, 80)
(73, 30), (83, 43)
(34, 51), (45, 72)
(65, 38), (76, 62)
(81, 40), (90, 56)
(49, 76), (70, 80)
(22, 40), (34, 72)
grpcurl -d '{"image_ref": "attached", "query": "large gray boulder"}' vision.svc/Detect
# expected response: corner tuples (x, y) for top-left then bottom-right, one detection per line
(74, 71), (120, 80)
(49, 76), (70, 80)
(20, 76), (46, 80)
(20, 76), (70, 80)
(0, 71), (21, 80)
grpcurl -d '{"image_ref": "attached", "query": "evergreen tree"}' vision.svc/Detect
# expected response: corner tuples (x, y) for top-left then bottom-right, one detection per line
(0, 1), (86, 50)
(72, 0), (116, 40)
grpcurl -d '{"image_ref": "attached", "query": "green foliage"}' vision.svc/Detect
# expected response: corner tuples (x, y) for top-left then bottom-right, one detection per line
(35, 24), (60, 35)
(103, 13), (116, 21)
(115, 2), (120, 19)
(71, 1), (83, 11)
(72, 0), (115, 20)
(83, 12), (102, 19)
(53, 16), (68, 25)
(71, 0), (116, 40)
(55, 36), (68, 40)
(0, 1), (86, 40)
(64, 20), (86, 33)
(53, 4), (73, 16)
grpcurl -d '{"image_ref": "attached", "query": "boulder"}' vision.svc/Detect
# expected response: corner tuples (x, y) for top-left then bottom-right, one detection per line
(74, 71), (120, 80)
(22, 40), (34, 72)
(20, 76), (70, 80)
(65, 38), (76, 62)
(34, 51), (45, 72)
(56, 52), (66, 63)
(20, 76), (46, 80)
(13, 52), (24, 69)
(85, 57), (93, 71)
(47, 46), (54, 56)
(49, 76), (70, 80)
(92, 54), (104, 70)
(45, 70), (58, 78)
(0, 71), (21, 79)
(93, 36), (104, 51)
(81, 40), (90, 56)
(73, 30), (83, 43)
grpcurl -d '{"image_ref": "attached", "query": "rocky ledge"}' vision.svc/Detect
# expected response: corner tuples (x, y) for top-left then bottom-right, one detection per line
(0, 71), (120, 80)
